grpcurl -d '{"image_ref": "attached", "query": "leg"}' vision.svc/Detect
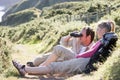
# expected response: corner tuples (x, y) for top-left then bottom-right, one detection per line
(25, 66), (51, 75)
(40, 53), (58, 66)
(40, 45), (75, 66)
(12, 60), (51, 76)
(32, 53), (50, 66)
(48, 58), (90, 75)
(12, 58), (90, 76)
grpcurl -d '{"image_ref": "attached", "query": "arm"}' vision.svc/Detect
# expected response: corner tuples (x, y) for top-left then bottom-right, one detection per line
(60, 35), (73, 47)
(76, 41), (101, 58)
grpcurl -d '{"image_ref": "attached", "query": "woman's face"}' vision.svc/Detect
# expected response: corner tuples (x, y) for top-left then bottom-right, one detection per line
(96, 27), (106, 39)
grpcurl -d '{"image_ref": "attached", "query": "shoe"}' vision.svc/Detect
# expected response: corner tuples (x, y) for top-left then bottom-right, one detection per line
(12, 60), (26, 77)
(26, 62), (35, 67)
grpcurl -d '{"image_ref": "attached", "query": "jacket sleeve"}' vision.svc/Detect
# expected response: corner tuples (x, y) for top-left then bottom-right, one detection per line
(60, 35), (73, 47)
(76, 41), (101, 58)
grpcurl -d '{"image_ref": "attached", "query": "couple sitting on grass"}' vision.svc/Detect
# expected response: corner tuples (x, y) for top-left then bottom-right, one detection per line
(12, 20), (116, 77)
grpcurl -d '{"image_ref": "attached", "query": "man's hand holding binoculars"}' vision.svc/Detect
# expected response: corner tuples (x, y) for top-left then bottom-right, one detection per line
(70, 31), (83, 37)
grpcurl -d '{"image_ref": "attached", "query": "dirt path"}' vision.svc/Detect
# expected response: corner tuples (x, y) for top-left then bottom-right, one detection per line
(11, 44), (65, 80)
(11, 44), (41, 80)
(12, 44), (38, 64)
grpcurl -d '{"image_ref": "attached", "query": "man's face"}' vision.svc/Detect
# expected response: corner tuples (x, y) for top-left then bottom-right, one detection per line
(79, 29), (88, 45)
(96, 27), (106, 39)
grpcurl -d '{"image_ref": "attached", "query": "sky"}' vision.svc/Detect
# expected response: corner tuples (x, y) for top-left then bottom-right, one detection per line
(0, 6), (5, 22)
(0, 0), (21, 22)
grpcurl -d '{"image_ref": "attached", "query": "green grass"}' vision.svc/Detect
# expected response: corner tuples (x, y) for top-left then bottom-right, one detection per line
(93, 46), (120, 80)
(0, 38), (13, 77)
(0, 0), (120, 79)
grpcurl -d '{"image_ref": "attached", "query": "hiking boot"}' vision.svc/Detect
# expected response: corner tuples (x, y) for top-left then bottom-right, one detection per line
(12, 60), (26, 77)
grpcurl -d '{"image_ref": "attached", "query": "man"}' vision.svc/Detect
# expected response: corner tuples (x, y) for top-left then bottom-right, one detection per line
(27, 27), (95, 67)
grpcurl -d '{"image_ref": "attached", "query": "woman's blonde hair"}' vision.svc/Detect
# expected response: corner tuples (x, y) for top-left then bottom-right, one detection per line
(108, 20), (115, 32)
(97, 20), (115, 32)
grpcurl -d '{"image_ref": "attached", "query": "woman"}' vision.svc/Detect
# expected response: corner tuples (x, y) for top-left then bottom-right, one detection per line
(12, 20), (115, 77)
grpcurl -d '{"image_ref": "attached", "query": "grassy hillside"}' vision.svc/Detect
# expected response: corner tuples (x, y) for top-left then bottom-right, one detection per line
(0, 19), (86, 53)
(2, 0), (86, 21)
(96, 47), (120, 80)
(41, 1), (107, 18)
(0, 0), (120, 80)
(2, 0), (120, 26)
(1, 0), (114, 26)
(0, 8), (41, 26)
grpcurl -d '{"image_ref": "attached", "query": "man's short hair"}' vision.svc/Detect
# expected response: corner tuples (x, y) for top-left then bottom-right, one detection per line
(83, 27), (95, 43)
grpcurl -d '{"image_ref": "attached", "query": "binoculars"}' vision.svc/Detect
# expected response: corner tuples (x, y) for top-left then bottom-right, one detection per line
(70, 32), (83, 37)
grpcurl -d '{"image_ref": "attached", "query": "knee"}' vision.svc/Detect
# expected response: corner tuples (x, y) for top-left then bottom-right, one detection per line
(33, 57), (41, 66)
(53, 45), (65, 52)
(53, 45), (65, 57)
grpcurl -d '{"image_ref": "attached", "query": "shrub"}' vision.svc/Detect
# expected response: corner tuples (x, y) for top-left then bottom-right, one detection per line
(0, 38), (12, 76)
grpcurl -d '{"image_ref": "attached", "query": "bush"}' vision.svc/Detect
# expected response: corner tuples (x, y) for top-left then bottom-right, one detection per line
(0, 38), (12, 76)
